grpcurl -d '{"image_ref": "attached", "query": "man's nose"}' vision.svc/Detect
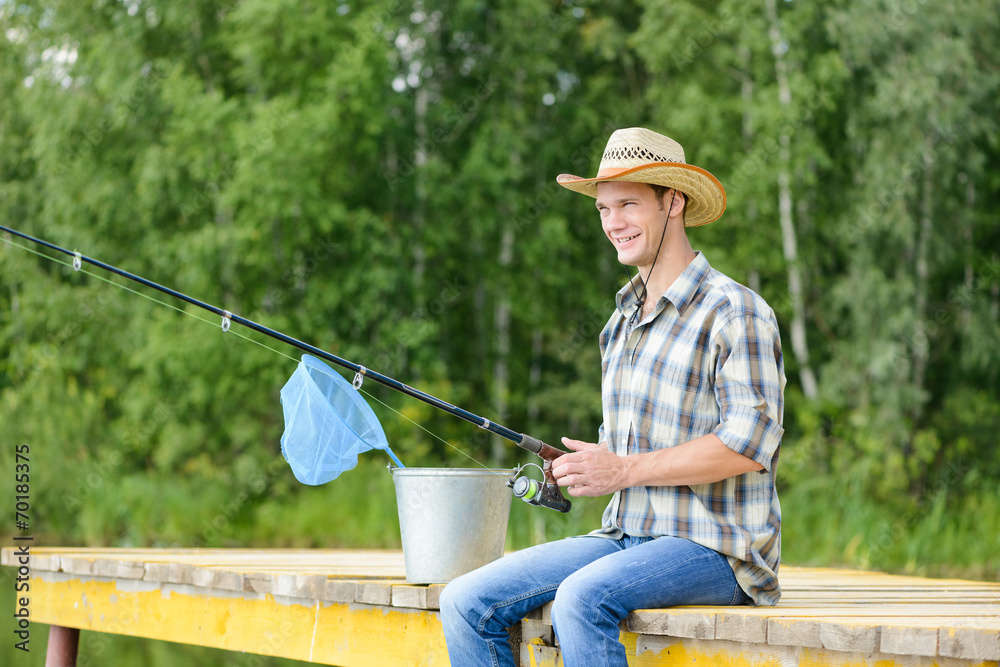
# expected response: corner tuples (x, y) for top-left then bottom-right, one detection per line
(604, 208), (625, 229)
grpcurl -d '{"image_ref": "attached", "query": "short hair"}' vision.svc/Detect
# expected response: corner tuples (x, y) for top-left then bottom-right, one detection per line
(648, 184), (669, 206)
(647, 184), (685, 222)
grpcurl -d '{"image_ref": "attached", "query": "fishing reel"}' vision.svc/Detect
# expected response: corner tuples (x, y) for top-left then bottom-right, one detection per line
(507, 463), (572, 513)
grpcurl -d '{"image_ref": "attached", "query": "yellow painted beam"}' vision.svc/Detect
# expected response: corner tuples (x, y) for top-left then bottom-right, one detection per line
(623, 633), (999, 667)
(29, 576), (449, 666)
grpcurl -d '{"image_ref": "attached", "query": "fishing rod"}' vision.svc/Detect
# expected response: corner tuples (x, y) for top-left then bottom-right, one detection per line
(1, 224), (571, 512)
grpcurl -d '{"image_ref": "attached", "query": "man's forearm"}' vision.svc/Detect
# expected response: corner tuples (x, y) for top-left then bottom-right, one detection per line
(621, 434), (764, 488)
(554, 434), (765, 497)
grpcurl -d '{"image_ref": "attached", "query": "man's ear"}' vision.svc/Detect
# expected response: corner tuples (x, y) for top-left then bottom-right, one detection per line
(668, 190), (686, 218)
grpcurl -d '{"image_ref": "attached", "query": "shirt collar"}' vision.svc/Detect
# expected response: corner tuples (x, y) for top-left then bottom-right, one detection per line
(615, 251), (711, 317)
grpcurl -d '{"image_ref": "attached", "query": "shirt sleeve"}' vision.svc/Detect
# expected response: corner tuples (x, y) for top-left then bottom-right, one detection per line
(711, 313), (785, 470)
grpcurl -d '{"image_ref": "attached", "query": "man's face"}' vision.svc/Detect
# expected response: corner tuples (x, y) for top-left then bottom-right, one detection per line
(595, 181), (670, 273)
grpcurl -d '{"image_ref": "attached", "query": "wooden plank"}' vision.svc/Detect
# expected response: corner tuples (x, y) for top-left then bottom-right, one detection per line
(391, 585), (429, 609)
(273, 573), (329, 599)
(939, 626), (1000, 661)
(91, 557), (144, 580)
(881, 623), (939, 657)
(767, 616), (823, 648)
(631, 603), (999, 620)
(628, 610), (718, 640)
(425, 584), (444, 610)
(324, 579), (360, 603)
(819, 620), (880, 653)
(58, 554), (97, 576)
(358, 580), (398, 606)
(242, 572), (273, 595)
(389, 584), (443, 611)
(714, 613), (767, 644)
(190, 565), (243, 592)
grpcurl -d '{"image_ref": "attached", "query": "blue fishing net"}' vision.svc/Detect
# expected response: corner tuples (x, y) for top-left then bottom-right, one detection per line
(280, 354), (404, 485)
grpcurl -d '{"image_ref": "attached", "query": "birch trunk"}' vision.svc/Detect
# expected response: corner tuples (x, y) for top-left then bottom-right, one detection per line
(962, 179), (974, 328)
(412, 85), (428, 300)
(528, 326), (543, 428)
(912, 148), (933, 403)
(740, 45), (759, 294)
(765, 0), (818, 400)
(492, 223), (514, 464)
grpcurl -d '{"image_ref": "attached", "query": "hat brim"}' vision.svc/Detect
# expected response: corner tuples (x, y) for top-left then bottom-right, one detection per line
(557, 162), (726, 227)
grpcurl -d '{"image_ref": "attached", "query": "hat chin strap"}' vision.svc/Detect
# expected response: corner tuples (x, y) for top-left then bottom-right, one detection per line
(625, 189), (677, 320)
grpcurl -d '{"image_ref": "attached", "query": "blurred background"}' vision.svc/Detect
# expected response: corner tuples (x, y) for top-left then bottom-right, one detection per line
(1, 0), (998, 663)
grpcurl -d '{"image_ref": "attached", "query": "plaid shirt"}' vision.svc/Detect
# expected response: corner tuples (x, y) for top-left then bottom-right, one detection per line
(592, 251), (785, 606)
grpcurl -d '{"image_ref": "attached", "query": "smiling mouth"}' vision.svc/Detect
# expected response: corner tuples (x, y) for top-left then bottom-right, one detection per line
(615, 234), (639, 244)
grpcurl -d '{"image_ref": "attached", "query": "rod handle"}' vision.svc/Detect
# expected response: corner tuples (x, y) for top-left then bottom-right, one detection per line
(517, 434), (566, 461)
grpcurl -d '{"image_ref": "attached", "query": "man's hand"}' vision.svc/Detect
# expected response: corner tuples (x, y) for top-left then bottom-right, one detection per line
(551, 437), (632, 497)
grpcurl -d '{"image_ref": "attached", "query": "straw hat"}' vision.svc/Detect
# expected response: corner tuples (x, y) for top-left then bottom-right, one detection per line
(557, 127), (726, 227)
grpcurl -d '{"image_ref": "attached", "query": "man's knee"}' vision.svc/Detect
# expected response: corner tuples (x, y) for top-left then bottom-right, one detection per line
(440, 570), (494, 630)
(550, 573), (590, 623)
(551, 568), (622, 628)
(439, 575), (471, 626)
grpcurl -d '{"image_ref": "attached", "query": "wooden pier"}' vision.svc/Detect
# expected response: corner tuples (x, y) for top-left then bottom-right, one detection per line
(3, 547), (998, 666)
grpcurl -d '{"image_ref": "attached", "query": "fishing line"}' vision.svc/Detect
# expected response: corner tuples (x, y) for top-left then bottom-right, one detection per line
(1, 231), (497, 473)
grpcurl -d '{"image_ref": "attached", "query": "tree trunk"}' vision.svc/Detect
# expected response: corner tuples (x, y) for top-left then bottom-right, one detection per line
(528, 326), (543, 428)
(911, 147), (933, 403)
(740, 45), (760, 290)
(962, 179), (974, 328)
(413, 85), (429, 300)
(765, 0), (818, 400)
(492, 223), (514, 465)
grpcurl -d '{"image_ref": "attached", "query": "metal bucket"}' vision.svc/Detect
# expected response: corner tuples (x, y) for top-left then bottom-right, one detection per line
(391, 467), (512, 584)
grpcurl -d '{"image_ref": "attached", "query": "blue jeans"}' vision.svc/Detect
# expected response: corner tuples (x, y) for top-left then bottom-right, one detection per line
(439, 535), (750, 667)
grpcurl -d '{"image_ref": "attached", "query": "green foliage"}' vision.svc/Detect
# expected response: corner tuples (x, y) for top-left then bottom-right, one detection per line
(1, 2), (999, 662)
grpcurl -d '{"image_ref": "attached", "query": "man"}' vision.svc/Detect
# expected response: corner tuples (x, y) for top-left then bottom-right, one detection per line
(440, 127), (785, 666)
